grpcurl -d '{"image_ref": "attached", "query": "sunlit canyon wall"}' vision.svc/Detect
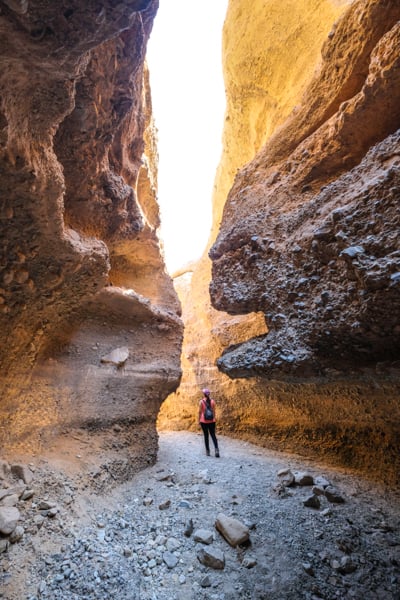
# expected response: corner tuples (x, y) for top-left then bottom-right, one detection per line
(0, 0), (183, 477)
(159, 0), (400, 483)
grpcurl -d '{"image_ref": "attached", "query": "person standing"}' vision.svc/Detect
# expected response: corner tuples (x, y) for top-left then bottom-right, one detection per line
(198, 388), (220, 457)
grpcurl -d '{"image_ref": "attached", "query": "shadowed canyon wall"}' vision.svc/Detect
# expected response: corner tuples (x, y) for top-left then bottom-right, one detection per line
(0, 0), (183, 477)
(159, 0), (400, 483)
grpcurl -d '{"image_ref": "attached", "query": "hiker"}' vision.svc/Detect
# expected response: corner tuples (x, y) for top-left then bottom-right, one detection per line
(198, 388), (220, 457)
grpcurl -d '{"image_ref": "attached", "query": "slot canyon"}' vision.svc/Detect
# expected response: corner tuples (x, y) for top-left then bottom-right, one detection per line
(0, 1), (399, 599)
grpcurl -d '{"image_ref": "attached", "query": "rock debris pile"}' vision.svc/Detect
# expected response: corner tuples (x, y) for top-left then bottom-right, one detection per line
(1, 432), (399, 599)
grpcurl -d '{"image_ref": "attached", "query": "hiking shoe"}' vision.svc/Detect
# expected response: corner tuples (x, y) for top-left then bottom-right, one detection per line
(215, 449), (220, 458)
(206, 450), (210, 456)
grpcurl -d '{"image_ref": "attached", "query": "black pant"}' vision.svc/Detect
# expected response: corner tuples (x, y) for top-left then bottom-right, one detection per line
(200, 422), (218, 453)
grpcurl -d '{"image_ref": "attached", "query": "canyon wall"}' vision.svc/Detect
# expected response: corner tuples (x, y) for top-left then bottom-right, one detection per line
(159, 0), (400, 483)
(0, 0), (183, 477)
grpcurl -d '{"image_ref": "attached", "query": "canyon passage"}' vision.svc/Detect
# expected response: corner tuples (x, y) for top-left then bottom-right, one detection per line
(0, 1), (399, 599)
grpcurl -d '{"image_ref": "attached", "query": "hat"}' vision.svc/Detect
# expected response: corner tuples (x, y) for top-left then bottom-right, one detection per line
(202, 388), (210, 395)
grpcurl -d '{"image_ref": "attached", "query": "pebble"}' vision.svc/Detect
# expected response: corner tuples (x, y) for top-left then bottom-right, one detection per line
(242, 555), (257, 568)
(193, 528), (214, 545)
(200, 574), (212, 587)
(184, 518), (194, 537)
(162, 551), (178, 569)
(325, 485), (345, 503)
(303, 494), (321, 509)
(277, 467), (295, 487)
(197, 546), (225, 570)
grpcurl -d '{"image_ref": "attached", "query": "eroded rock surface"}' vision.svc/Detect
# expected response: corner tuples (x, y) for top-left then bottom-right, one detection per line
(207, 0), (400, 475)
(159, 0), (346, 425)
(211, 1), (400, 381)
(0, 1), (182, 470)
(160, 0), (400, 483)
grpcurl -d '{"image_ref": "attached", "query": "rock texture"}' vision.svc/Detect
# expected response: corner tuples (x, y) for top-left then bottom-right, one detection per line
(3, 432), (400, 600)
(160, 0), (347, 424)
(0, 0), (182, 472)
(160, 0), (400, 483)
(212, 0), (351, 236)
(210, 0), (400, 380)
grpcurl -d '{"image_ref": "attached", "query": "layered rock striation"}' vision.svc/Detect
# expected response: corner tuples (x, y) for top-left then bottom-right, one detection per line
(0, 0), (182, 475)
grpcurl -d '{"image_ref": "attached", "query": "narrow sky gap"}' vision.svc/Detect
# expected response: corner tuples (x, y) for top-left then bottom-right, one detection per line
(147, 1), (229, 274)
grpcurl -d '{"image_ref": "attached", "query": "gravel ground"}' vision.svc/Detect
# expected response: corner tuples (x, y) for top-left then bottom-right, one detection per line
(1, 431), (400, 599)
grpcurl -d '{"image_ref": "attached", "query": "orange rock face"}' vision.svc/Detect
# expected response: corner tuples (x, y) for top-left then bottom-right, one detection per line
(161, 0), (400, 483)
(211, 0), (400, 379)
(0, 0), (183, 473)
(208, 0), (400, 479)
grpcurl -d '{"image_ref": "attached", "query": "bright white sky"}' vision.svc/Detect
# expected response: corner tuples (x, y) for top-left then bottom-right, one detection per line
(146, 0), (228, 274)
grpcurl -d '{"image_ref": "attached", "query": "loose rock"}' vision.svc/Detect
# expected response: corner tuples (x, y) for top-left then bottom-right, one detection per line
(162, 551), (178, 569)
(277, 468), (295, 487)
(325, 486), (345, 503)
(11, 464), (32, 485)
(193, 528), (214, 545)
(303, 494), (321, 509)
(0, 432), (399, 600)
(0, 506), (20, 535)
(215, 513), (250, 547)
(197, 546), (225, 570)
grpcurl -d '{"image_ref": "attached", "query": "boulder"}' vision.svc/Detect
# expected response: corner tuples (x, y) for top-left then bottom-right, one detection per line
(324, 486), (345, 504)
(0, 506), (20, 535)
(11, 464), (32, 485)
(277, 468), (295, 487)
(295, 472), (314, 486)
(215, 513), (250, 547)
